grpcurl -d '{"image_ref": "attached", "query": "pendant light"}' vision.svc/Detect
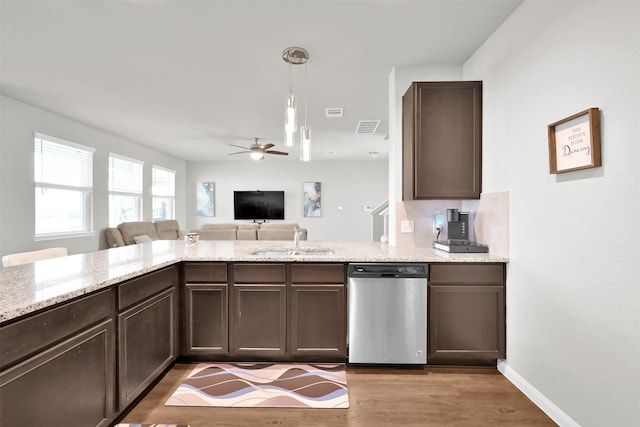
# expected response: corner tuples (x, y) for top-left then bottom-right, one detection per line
(299, 58), (311, 162)
(282, 47), (309, 148)
(300, 126), (311, 162)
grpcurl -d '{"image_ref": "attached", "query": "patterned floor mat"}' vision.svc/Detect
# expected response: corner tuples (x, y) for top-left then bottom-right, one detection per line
(165, 363), (349, 408)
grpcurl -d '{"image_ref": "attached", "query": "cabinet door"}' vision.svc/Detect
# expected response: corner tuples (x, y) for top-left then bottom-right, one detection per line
(184, 284), (228, 355)
(403, 81), (482, 200)
(427, 263), (505, 364)
(0, 320), (116, 427)
(118, 287), (176, 408)
(290, 284), (346, 360)
(232, 284), (286, 358)
(290, 264), (346, 360)
(428, 284), (505, 362)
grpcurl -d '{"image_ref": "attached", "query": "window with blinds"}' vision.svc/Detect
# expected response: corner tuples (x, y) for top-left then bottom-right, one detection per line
(152, 166), (175, 220)
(34, 133), (95, 238)
(108, 154), (143, 226)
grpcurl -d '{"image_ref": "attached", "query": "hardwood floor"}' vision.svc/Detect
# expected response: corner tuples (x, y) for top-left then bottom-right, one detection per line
(119, 363), (557, 427)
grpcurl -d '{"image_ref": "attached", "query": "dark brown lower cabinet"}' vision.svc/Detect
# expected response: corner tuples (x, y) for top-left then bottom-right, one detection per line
(184, 284), (228, 355)
(0, 314), (116, 427)
(428, 263), (506, 365)
(231, 261), (288, 358)
(0, 265), (181, 427)
(290, 263), (346, 361)
(232, 284), (287, 357)
(117, 266), (178, 408)
(118, 287), (176, 407)
(290, 284), (346, 359)
(182, 262), (229, 356)
(181, 262), (347, 361)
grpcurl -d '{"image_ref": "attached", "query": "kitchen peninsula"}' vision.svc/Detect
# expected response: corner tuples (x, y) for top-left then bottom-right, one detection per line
(1, 240), (507, 322)
(0, 240), (507, 427)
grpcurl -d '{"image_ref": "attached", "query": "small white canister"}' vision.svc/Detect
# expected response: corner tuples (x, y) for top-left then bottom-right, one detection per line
(184, 232), (199, 246)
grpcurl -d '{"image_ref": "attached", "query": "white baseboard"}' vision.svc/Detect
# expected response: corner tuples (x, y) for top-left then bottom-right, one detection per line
(497, 359), (580, 427)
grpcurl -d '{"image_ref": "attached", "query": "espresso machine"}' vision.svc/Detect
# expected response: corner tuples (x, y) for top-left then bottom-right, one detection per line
(432, 208), (489, 253)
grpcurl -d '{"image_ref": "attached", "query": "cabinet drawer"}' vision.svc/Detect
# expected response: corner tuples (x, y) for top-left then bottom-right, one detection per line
(119, 266), (178, 311)
(291, 264), (345, 284)
(0, 289), (114, 369)
(234, 264), (286, 283)
(183, 262), (228, 283)
(429, 263), (504, 284)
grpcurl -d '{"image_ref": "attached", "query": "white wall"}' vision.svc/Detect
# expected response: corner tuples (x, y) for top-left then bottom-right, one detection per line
(0, 95), (188, 255)
(187, 159), (388, 241)
(464, 1), (640, 426)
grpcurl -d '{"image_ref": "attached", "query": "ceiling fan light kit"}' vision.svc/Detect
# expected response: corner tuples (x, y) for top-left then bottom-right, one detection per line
(250, 150), (264, 160)
(228, 138), (288, 160)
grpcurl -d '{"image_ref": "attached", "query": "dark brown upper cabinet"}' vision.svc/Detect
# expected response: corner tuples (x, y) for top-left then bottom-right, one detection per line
(402, 81), (482, 200)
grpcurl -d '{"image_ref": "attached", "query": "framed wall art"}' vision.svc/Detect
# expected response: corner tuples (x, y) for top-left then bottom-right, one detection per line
(303, 181), (321, 217)
(196, 182), (215, 217)
(548, 107), (601, 174)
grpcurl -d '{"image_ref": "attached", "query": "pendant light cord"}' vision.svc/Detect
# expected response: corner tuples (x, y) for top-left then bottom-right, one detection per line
(289, 62), (293, 96)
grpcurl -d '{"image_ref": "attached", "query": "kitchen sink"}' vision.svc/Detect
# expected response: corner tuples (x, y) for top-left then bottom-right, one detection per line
(252, 248), (335, 256)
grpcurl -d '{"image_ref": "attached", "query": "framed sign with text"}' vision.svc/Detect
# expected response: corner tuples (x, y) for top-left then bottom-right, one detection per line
(548, 108), (601, 174)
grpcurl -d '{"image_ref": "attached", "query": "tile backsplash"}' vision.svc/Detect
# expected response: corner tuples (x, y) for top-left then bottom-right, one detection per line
(395, 191), (509, 257)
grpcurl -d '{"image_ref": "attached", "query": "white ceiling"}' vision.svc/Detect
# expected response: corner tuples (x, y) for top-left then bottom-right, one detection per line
(0, 0), (522, 162)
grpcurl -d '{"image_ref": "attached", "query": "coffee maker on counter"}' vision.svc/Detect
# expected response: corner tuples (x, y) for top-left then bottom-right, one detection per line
(432, 208), (489, 253)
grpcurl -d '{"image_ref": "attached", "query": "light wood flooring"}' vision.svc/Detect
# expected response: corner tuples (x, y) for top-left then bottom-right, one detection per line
(119, 363), (557, 427)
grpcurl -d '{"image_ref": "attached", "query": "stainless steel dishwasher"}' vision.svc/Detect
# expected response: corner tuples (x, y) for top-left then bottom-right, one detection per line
(347, 263), (427, 364)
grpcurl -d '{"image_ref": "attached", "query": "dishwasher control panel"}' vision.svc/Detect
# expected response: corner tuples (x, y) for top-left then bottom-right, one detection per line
(348, 263), (427, 278)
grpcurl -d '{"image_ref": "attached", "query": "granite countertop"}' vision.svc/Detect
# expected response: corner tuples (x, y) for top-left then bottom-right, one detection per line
(0, 240), (508, 324)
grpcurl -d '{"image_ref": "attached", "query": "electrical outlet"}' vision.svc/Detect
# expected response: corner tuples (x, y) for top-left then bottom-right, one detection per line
(433, 214), (445, 233)
(400, 220), (414, 233)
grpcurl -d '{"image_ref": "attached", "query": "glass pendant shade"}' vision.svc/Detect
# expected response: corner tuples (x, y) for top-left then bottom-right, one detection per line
(284, 129), (295, 147)
(285, 94), (296, 134)
(250, 151), (264, 160)
(300, 126), (311, 162)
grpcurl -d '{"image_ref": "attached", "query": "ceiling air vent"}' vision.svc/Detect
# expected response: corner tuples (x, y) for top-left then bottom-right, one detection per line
(325, 108), (344, 118)
(355, 120), (381, 135)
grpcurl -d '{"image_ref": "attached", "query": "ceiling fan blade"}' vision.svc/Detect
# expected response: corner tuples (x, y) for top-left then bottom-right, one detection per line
(261, 143), (275, 150)
(229, 144), (249, 150)
(265, 150), (289, 156)
(227, 151), (250, 155)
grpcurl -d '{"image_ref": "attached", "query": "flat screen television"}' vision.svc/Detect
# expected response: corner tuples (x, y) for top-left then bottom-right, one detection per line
(234, 190), (285, 221)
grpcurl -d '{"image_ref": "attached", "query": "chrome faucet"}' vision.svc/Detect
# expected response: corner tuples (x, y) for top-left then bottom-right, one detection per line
(293, 228), (303, 251)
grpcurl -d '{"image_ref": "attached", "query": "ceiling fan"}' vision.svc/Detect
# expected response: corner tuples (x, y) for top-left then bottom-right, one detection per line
(228, 138), (288, 160)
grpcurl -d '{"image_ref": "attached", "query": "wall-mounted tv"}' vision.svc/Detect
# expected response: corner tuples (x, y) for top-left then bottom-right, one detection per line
(234, 190), (285, 221)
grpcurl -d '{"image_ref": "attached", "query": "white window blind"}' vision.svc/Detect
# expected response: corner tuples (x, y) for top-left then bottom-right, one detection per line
(152, 166), (175, 220)
(34, 133), (95, 237)
(108, 154), (143, 226)
(35, 134), (93, 188)
(109, 154), (143, 193)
